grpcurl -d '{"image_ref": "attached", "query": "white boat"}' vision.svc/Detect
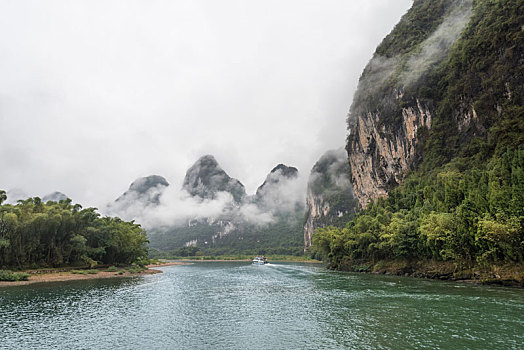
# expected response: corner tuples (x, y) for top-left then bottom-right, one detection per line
(252, 256), (268, 265)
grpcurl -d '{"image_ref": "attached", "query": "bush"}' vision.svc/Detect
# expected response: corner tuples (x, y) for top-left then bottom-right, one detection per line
(105, 266), (118, 272)
(126, 266), (146, 274)
(0, 270), (30, 282)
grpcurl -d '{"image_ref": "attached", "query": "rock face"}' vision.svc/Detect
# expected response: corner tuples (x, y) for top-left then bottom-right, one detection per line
(304, 149), (358, 250)
(42, 191), (68, 203)
(346, 0), (473, 208)
(182, 155), (246, 203)
(347, 99), (432, 208)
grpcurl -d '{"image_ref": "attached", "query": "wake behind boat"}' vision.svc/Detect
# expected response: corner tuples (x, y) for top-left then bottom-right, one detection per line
(252, 256), (268, 265)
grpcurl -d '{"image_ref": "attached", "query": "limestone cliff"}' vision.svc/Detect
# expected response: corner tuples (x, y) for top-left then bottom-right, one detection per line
(347, 98), (432, 207)
(346, 0), (473, 207)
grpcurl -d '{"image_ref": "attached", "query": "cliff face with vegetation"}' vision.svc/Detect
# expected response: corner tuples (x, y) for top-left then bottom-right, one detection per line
(347, 0), (473, 207)
(313, 0), (524, 281)
(303, 149), (358, 250)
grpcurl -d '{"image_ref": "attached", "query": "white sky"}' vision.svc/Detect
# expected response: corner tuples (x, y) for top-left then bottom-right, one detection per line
(0, 0), (412, 209)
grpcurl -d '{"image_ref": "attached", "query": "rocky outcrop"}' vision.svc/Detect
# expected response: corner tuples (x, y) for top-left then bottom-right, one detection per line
(347, 99), (432, 207)
(303, 189), (331, 250)
(304, 149), (357, 250)
(182, 155), (246, 203)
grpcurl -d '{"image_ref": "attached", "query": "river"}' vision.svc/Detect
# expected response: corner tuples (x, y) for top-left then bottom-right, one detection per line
(1, 262), (523, 349)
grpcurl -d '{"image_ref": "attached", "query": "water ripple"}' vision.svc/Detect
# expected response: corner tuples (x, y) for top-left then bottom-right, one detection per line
(1, 262), (523, 349)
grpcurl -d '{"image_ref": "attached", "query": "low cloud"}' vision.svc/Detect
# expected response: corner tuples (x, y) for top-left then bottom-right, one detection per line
(350, 0), (473, 121)
(308, 148), (353, 197)
(105, 165), (307, 230)
(401, 0), (473, 86)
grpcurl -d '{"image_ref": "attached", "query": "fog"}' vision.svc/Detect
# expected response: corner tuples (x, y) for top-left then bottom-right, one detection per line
(0, 0), (412, 209)
(350, 0), (473, 112)
(106, 160), (307, 229)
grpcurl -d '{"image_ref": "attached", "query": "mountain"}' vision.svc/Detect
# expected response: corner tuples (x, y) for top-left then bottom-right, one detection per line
(119, 175), (169, 200)
(107, 175), (169, 219)
(312, 0), (524, 279)
(116, 175), (169, 204)
(182, 155), (246, 203)
(253, 164), (300, 212)
(303, 149), (358, 250)
(147, 160), (305, 256)
(104, 156), (305, 256)
(42, 191), (68, 203)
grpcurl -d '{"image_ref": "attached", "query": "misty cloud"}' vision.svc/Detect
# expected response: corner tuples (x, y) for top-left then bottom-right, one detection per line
(308, 148), (353, 197)
(106, 157), (307, 230)
(350, 0), (473, 117)
(0, 1), (412, 208)
(401, 0), (473, 86)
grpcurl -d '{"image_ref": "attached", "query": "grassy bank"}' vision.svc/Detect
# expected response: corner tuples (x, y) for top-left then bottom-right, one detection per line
(334, 258), (524, 287)
(0, 261), (186, 288)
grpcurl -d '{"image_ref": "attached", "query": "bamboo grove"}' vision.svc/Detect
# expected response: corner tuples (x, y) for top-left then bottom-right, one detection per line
(0, 194), (149, 268)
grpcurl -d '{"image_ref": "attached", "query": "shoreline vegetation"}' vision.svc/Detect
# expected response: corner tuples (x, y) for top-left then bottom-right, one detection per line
(0, 261), (185, 288)
(334, 259), (524, 287)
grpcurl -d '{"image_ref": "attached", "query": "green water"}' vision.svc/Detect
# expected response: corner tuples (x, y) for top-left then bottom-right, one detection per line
(0, 262), (522, 349)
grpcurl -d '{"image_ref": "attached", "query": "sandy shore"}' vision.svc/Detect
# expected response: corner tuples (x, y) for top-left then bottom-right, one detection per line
(0, 261), (186, 288)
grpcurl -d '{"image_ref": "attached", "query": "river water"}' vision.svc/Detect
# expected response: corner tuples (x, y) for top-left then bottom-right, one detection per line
(0, 262), (523, 349)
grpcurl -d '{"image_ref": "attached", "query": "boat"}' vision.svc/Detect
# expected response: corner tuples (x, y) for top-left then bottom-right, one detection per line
(252, 256), (268, 265)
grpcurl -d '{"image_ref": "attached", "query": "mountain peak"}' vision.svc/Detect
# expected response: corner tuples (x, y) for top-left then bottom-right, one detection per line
(270, 164), (298, 177)
(114, 175), (169, 205)
(182, 155), (246, 203)
(42, 191), (69, 203)
(127, 175), (169, 195)
(256, 164), (298, 197)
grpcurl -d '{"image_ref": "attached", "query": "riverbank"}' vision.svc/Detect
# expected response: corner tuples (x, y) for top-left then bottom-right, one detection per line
(336, 259), (524, 287)
(157, 255), (322, 263)
(0, 261), (185, 288)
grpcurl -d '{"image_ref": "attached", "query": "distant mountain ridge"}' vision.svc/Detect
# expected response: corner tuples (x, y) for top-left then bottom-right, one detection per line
(108, 155), (305, 255)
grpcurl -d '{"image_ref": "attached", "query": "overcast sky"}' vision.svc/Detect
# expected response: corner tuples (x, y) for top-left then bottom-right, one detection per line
(0, 0), (411, 209)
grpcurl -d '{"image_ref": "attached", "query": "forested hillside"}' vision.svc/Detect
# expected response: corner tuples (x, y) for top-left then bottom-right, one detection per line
(312, 0), (523, 278)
